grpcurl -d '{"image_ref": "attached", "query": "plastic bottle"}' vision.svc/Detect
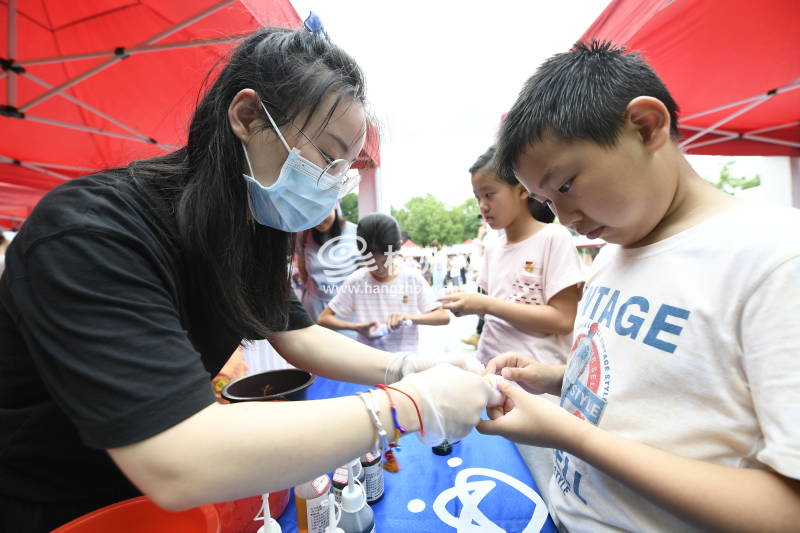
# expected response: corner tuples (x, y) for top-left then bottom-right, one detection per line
(324, 493), (344, 533)
(337, 462), (375, 533)
(295, 473), (332, 533)
(255, 492), (282, 533)
(360, 450), (384, 504)
(371, 319), (413, 338)
(332, 459), (364, 504)
(432, 439), (453, 456)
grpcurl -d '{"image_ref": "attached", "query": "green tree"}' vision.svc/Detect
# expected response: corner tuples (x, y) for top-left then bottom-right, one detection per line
(707, 162), (761, 195)
(339, 192), (358, 222)
(453, 197), (481, 241)
(391, 195), (481, 246)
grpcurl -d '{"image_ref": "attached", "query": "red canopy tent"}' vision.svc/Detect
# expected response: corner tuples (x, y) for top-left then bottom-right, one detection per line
(0, 0), (380, 229)
(580, 0), (799, 157)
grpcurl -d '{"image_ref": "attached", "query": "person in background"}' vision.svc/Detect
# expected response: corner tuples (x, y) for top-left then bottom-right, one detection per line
(480, 41), (800, 533)
(295, 205), (360, 321)
(448, 254), (463, 289)
(440, 145), (583, 496)
(318, 213), (450, 352)
(430, 241), (448, 295)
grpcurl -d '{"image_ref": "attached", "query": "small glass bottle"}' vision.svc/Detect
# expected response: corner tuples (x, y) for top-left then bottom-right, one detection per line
(360, 451), (384, 504)
(295, 473), (332, 533)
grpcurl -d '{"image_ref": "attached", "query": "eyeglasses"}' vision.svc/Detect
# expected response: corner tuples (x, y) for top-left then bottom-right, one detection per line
(260, 100), (361, 197)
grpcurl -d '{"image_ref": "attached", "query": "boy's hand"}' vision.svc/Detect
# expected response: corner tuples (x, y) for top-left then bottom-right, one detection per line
(354, 321), (380, 339)
(478, 380), (585, 449)
(485, 352), (565, 397)
(438, 292), (489, 317)
(387, 312), (409, 331)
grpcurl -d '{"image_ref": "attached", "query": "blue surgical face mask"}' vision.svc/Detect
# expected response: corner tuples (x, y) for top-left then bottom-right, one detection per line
(241, 102), (346, 232)
(242, 146), (340, 232)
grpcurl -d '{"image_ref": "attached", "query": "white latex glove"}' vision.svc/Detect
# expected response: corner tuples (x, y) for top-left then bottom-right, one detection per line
(385, 352), (485, 384)
(398, 363), (499, 446)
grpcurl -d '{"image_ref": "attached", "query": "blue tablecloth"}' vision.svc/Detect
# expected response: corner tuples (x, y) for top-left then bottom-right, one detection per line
(277, 377), (558, 533)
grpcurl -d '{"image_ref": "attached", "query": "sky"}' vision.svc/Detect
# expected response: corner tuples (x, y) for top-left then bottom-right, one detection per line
(289, 0), (613, 210)
(288, 1), (773, 212)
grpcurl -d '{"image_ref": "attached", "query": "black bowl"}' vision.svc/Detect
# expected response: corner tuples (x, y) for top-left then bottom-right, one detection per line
(221, 369), (316, 403)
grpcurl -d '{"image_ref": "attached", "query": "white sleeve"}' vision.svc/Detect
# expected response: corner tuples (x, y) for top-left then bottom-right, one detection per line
(328, 273), (356, 318)
(742, 255), (800, 479)
(415, 271), (441, 313)
(543, 228), (584, 303)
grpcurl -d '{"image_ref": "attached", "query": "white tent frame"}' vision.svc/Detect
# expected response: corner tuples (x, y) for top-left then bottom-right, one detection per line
(2, 0), (244, 180)
(679, 80), (800, 152)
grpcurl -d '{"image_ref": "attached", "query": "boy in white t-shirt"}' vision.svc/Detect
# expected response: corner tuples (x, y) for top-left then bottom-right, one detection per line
(480, 41), (800, 532)
(318, 213), (449, 352)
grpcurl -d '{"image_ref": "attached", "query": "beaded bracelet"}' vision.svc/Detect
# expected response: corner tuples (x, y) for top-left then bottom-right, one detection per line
(356, 391), (389, 457)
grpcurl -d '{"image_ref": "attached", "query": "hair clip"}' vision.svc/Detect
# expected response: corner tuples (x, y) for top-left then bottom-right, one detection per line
(303, 12), (327, 37)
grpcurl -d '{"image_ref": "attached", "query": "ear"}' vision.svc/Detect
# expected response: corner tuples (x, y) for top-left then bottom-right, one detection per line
(516, 183), (530, 201)
(228, 89), (262, 142)
(624, 96), (671, 152)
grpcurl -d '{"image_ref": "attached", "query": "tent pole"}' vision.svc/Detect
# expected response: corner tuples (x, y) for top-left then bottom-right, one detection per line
(25, 115), (159, 144)
(22, 162), (95, 172)
(19, 163), (70, 180)
(23, 72), (156, 144)
(18, 0), (238, 113)
(682, 82), (800, 122)
(0, 154), (71, 180)
(741, 135), (800, 149)
(6, 0), (18, 107)
(747, 121), (800, 136)
(680, 96), (770, 148)
(682, 136), (737, 151)
(18, 33), (249, 67)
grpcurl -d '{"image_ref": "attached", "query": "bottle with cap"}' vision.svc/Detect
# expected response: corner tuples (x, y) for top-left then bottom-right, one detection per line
(371, 319), (412, 339)
(337, 461), (375, 533)
(324, 493), (344, 533)
(360, 450), (384, 504)
(256, 493), (282, 533)
(295, 473), (332, 533)
(332, 459), (365, 504)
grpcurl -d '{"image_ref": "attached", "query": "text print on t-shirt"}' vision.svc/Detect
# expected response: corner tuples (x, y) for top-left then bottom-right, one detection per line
(578, 284), (692, 355)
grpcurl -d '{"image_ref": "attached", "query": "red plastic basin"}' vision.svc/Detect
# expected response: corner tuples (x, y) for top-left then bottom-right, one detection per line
(52, 496), (220, 533)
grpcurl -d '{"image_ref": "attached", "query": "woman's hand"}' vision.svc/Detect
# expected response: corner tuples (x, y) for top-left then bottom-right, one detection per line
(478, 380), (586, 449)
(485, 352), (565, 397)
(385, 352), (485, 383)
(398, 363), (497, 445)
(437, 292), (489, 317)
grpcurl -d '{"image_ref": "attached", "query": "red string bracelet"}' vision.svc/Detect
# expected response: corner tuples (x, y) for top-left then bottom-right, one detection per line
(374, 386), (403, 472)
(376, 384), (425, 436)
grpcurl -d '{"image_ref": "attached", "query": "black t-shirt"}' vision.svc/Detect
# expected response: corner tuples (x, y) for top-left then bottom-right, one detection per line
(0, 171), (312, 526)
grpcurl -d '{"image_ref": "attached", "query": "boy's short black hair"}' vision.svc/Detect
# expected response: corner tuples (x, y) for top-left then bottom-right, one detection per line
(495, 40), (680, 181)
(357, 213), (402, 256)
(470, 145), (554, 224)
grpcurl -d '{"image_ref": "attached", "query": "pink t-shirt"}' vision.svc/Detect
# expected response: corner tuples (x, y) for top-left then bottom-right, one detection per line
(477, 224), (583, 366)
(328, 265), (440, 352)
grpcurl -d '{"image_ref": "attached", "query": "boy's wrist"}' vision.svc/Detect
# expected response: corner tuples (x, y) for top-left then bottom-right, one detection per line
(546, 364), (566, 396)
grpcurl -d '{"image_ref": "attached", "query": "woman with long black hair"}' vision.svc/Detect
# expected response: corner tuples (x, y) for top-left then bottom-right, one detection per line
(0, 24), (492, 531)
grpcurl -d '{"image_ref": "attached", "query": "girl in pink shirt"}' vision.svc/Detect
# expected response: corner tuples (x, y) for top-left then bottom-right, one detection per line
(440, 146), (583, 369)
(440, 145), (584, 501)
